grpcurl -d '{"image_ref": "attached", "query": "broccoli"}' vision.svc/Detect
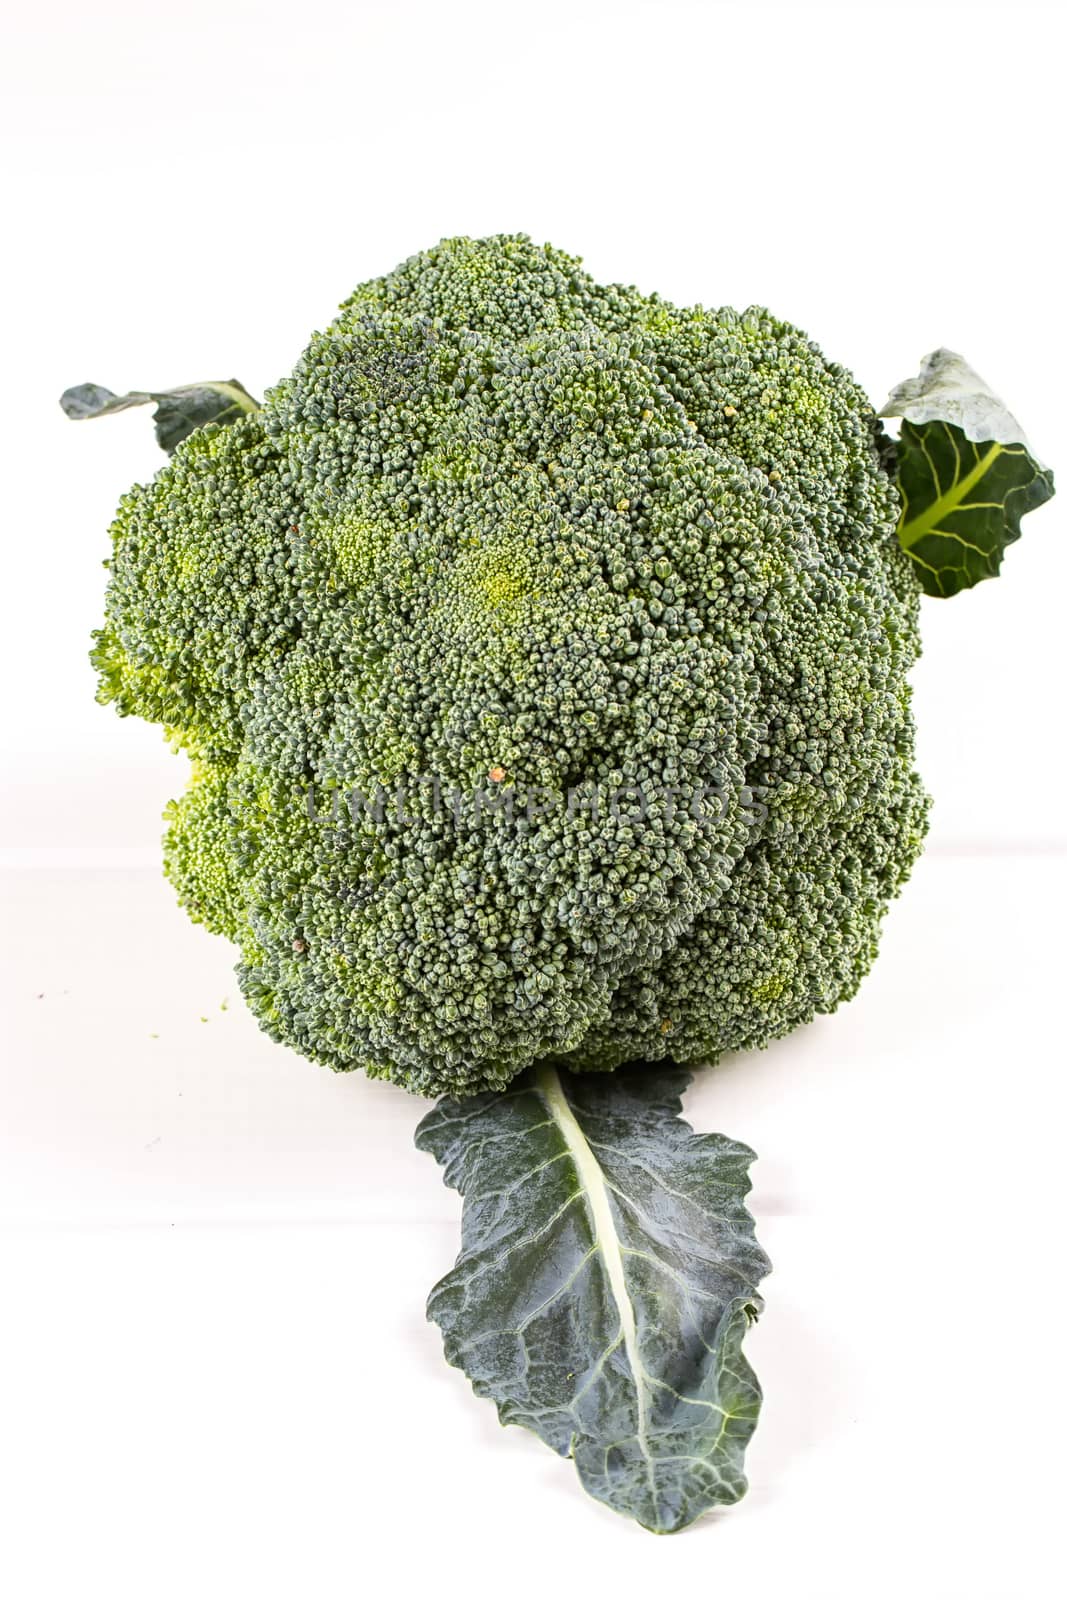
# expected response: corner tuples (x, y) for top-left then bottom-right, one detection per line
(88, 234), (929, 1095)
(65, 235), (1053, 1532)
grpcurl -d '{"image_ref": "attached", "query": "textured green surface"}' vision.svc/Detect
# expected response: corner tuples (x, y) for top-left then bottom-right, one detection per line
(87, 234), (929, 1095)
(417, 1064), (769, 1532)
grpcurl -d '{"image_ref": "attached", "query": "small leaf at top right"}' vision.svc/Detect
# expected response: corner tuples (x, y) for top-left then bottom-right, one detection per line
(879, 348), (1054, 597)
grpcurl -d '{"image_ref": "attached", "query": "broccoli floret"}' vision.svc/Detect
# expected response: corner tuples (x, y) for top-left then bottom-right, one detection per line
(92, 234), (928, 1095)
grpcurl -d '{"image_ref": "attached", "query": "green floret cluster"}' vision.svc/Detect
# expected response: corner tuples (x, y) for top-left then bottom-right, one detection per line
(92, 234), (928, 1095)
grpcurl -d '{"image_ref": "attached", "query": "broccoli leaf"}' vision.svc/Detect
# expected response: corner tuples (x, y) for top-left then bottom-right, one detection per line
(416, 1062), (770, 1533)
(59, 379), (260, 454)
(880, 349), (1054, 596)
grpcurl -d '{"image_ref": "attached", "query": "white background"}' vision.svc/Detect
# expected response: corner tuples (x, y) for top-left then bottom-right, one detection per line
(2, 2), (1064, 1595)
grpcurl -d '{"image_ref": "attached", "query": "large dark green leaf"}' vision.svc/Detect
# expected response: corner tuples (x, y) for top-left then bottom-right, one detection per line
(59, 379), (260, 454)
(880, 350), (1054, 596)
(416, 1063), (770, 1533)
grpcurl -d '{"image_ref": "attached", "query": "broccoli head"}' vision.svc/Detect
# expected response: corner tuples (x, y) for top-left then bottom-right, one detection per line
(92, 234), (929, 1096)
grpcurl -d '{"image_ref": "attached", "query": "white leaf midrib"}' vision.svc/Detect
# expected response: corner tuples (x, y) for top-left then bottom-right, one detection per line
(534, 1064), (651, 1463)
